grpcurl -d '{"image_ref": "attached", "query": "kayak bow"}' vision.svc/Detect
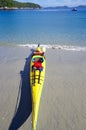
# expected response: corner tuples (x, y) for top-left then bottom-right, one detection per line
(30, 45), (46, 130)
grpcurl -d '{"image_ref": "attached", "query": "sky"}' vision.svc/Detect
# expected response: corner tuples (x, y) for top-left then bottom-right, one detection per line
(17, 0), (86, 7)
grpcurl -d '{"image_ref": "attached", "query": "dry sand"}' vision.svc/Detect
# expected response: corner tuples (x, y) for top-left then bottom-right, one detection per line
(0, 46), (86, 130)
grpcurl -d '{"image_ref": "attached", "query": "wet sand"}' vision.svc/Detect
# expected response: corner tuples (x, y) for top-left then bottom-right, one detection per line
(0, 46), (86, 130)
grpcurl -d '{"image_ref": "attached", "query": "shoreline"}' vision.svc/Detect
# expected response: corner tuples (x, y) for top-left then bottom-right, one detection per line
(0, 46), (86, 130)
(18, 44), (86, 51)
(1, 43), (86, 51)
(0, 7), (41, 10)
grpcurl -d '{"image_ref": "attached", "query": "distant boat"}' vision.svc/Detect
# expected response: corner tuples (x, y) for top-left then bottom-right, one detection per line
(72, 8), (77, 11)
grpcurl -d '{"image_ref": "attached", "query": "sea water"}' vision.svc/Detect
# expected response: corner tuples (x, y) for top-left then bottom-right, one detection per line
(0, 9), (86, 50)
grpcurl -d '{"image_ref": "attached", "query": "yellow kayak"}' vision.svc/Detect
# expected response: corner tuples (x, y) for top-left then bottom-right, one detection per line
(30, 45), (46, 130)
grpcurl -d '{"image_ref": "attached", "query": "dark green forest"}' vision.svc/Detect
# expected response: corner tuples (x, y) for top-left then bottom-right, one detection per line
(0, 0), (41, 8)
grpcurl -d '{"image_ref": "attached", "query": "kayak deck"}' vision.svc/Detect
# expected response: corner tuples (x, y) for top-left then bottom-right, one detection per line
(30, 51), (46, 130)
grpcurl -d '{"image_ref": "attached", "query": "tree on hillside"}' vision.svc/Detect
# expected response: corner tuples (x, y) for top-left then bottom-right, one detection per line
(0, 0), (13, 7)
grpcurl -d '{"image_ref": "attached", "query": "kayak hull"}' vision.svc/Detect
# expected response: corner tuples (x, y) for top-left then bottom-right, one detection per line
(30, 47), (46, 130)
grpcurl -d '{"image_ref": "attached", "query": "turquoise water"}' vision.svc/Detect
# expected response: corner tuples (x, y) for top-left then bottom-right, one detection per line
(0, 9), (86, 47)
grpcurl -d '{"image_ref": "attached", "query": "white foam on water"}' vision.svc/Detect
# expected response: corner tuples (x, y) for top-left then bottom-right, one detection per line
(18, 44), (86, 51)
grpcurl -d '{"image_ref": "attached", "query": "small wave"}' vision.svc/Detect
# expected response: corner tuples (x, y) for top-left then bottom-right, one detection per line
(18, 44), (86, 51)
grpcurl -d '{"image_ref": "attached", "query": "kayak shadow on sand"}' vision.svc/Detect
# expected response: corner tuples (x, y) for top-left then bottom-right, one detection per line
(9, 49), (34, 130)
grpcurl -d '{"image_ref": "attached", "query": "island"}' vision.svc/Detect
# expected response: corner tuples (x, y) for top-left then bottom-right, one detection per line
(44, 5), (86, 10)
(0, 0), (41, 10)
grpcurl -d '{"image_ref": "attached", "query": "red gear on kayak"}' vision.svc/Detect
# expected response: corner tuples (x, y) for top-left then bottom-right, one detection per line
(34, 61), (42, 68)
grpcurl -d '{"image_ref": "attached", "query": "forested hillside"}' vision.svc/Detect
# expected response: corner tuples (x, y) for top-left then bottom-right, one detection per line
(0, 0), (41, 8)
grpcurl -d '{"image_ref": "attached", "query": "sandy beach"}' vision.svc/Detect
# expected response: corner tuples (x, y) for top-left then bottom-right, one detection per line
(0, 46), (86, 130)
